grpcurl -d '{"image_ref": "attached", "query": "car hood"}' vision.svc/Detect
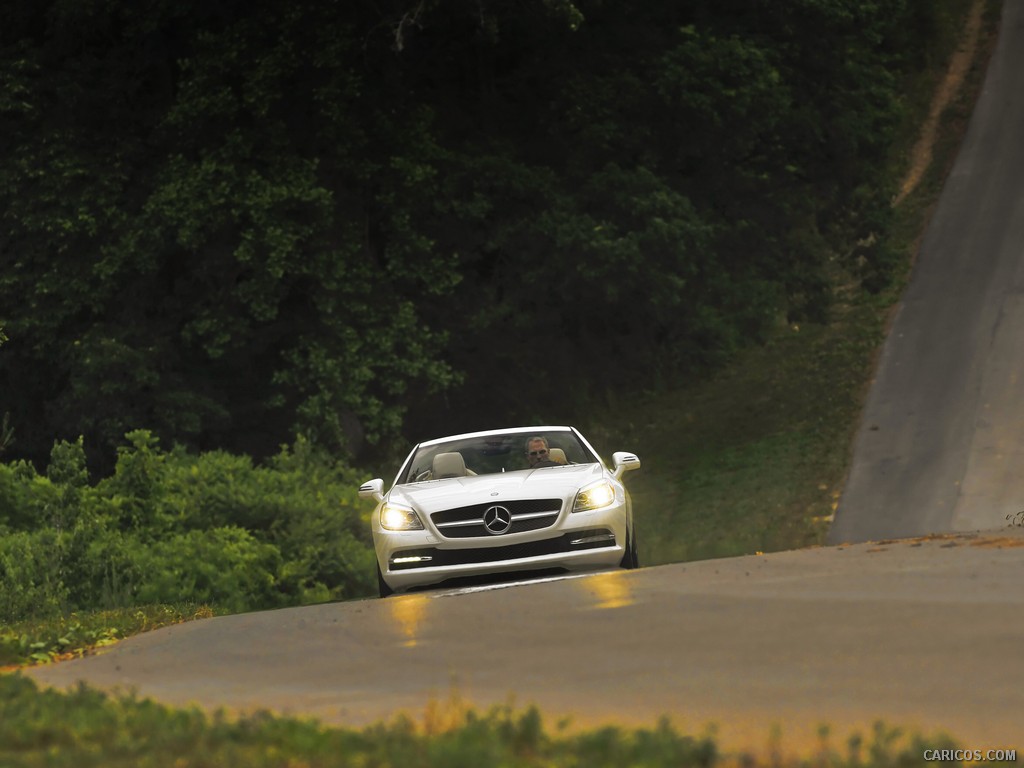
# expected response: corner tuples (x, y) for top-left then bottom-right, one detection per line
(390, 463), (605, 512)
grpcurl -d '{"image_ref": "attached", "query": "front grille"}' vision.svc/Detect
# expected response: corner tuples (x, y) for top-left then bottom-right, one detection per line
(389, 528), (616, 571)
(431, 498), (562, 539)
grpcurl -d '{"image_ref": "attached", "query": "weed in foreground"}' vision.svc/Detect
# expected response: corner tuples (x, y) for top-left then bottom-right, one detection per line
(0, 675), (1009, 768)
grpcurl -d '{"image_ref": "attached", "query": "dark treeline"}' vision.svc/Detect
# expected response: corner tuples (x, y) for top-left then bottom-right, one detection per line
(0, 0), (965, 471)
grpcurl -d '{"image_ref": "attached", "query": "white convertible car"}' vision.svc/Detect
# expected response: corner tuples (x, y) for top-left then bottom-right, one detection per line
(359, 426), (641, 597)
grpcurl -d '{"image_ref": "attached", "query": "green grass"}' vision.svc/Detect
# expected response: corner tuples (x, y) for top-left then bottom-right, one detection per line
(584, 298), (883, 563)
(0, 604), (217, 669)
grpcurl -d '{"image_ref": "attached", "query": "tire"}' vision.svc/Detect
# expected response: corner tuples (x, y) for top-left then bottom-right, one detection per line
(620, 525), (640, 569)
(377, 562), (394, 598)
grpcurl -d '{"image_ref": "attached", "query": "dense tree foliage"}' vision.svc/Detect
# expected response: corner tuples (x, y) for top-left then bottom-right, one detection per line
(0, 0), (967, 468)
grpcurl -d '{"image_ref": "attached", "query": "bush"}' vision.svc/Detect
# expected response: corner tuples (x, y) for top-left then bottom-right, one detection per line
(0, 529), (68, 622)
(64, 526), (145, 611)
(0, 431), (376, 623)
(0, 460), (59, 532)
(134, 527), (282, 613)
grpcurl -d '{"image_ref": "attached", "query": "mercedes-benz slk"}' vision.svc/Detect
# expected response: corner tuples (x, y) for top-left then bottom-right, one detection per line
(358, 426), (641, 596)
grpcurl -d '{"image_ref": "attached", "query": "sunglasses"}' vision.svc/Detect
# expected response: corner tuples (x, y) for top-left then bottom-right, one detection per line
(528, 448), (549, 456)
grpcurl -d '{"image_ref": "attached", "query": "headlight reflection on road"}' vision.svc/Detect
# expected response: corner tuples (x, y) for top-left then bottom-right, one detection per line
(577, 570), (635, 610)
(387, 594), (429, 648)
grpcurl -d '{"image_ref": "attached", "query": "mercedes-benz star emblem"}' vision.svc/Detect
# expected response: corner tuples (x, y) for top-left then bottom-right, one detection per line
(482, 505), (512, 535)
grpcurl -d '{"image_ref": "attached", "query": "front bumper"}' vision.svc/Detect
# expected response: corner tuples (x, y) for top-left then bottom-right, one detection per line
(375, 503), (628, 593)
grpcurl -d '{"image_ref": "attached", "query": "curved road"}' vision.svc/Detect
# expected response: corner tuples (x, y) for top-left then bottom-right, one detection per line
(25, 0), (1024, 756)
(830, 0), (1024, 543)
(25, 531), (1024, 752)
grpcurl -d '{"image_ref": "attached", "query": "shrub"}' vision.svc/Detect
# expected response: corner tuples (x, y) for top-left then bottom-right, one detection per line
(0, 529), (68, 622)
(133, 527), (283, 613)
(0, 460), (59, 532)
(64, 526), (145, 611)
(0, 431), (376, 623)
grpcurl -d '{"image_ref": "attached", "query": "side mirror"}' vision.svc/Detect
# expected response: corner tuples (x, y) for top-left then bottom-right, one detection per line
(611, 452), (641, 481)
(359, 478), (384, 503)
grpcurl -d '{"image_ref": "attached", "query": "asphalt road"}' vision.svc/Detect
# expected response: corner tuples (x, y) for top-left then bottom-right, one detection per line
(27, 531), (1024, 752)
(829, 0), (1024, 543)
(23, 1), (1024, 757)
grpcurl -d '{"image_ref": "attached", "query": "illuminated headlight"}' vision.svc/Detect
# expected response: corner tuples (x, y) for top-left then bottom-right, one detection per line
(379, 503), (424, 531)
(573, 480), (616, 512)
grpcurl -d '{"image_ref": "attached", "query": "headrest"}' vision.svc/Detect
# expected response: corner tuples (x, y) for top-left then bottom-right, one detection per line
(432, 451), (466, 478)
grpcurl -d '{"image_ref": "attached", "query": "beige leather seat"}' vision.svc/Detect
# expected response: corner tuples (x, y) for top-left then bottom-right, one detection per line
(548, 448), (567, 464)
(432, 451), (467, 478)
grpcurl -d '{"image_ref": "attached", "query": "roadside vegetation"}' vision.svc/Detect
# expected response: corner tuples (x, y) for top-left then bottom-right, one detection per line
(0, 432), (375, 666)
(0, 0), (1007, 761)
(1, 604), (214, 670)
(4, 674), (1014, 768)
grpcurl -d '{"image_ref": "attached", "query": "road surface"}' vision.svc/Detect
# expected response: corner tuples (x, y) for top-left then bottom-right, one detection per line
(27, 531), (1024, 752)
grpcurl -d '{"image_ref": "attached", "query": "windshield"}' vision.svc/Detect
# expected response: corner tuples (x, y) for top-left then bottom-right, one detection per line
(400, 430), (600, 483)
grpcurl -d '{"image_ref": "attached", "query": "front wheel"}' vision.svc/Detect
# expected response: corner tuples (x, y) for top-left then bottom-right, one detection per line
(620, 526), (640, 569)
(377, 562), (394, 598)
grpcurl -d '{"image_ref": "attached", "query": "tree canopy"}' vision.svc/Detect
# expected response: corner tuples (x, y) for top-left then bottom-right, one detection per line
(0, 0), (963, 469)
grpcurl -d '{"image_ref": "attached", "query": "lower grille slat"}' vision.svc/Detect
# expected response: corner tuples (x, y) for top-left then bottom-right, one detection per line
(389, 528), (616, 570)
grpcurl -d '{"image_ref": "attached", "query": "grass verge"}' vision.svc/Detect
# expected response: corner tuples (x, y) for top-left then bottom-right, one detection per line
(0, 604), (217, 670)
(584, 303), (881, 563)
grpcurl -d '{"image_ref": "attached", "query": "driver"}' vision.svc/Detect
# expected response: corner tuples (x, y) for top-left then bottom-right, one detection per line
(525, 436), (561, 468)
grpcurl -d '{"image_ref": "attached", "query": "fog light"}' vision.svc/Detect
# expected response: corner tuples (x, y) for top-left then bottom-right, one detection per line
(570, 533), (616, 546)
